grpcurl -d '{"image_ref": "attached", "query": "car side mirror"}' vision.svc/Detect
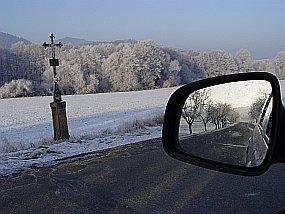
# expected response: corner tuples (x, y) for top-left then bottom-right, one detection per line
(162, 72), (285, 176)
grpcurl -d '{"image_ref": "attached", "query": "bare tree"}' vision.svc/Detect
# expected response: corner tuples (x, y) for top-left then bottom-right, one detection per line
(209, 104), (218, 129)
(182, 89), (209, 134)
(210, 102), (236, 128)
(249, 94), (268, 122)
(218, 103), (232, 128)
(197, 92), (212, 131)
(228, 109), (240, 124)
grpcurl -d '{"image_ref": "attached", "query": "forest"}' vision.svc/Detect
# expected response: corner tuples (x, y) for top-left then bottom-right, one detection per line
(0, 40), (284, 98)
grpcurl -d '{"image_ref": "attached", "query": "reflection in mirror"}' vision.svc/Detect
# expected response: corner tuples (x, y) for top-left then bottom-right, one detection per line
(179, 80), (272, 167)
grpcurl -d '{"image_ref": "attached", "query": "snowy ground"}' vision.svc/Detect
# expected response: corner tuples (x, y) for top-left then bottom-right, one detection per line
(0, 87), (178, 175)
(0, 80), (284, 176)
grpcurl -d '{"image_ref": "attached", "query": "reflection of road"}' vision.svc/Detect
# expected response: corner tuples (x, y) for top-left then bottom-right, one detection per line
(179, 122), (253, 166)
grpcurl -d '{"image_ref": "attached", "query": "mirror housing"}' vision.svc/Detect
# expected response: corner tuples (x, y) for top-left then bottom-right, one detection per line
(162, 72), (285, 176)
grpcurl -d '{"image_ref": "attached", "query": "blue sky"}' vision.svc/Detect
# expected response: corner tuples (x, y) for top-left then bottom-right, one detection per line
(1, 0), (285, 59)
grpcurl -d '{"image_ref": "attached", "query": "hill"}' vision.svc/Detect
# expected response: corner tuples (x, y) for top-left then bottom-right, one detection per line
(56, 37), (94, 46)
(56, 36), (137, 46)
(0, 32), (31, 49)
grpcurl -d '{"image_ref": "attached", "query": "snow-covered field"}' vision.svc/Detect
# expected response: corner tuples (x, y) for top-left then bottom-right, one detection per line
(0, 87), (178, 175)
(0, 80), (284, 175)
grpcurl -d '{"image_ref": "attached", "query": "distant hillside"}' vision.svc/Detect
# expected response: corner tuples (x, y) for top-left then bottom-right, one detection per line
(56, 37), (94, 46)
(0, 32), (31, 49)
(56, 37), (137, 46)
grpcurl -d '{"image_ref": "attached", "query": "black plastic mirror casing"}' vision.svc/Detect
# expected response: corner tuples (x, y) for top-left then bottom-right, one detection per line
(162, 72), (284, 176)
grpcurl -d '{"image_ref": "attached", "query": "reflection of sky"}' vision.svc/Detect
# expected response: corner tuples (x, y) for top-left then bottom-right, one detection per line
(204, 80), (271, 108)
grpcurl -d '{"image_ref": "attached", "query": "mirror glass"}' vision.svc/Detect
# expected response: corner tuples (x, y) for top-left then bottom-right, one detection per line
(179, 80), (272, 167)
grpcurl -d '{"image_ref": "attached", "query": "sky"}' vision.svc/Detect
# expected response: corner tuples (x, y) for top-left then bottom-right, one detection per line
(1, 0), (285, 59)
(208, 80), (271, 108)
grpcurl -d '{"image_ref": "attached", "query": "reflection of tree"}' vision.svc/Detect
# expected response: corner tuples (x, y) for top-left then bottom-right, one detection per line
(210, 103), (237, 129)
(182, 90), (240, 134)
(210, 105), (220, 129)
(182, 90), (209, 134)
(228, 109), (240, 124)
(198, 100), (213, 131)
(248, 93), (269, 122)
(219, 103), (232, 128)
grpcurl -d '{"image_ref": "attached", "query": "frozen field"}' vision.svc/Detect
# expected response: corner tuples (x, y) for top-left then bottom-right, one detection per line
(0, 87), (177, 175)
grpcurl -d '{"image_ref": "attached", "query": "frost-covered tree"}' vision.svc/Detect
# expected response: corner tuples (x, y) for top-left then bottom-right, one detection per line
(163, 49), (204, 84)
(235, 49), (253, 73)
(131, 41), (168, 89)
(0, 79), (33, 98)
(253, 59), (270, 71)
(268, 51), (285, 79)
(197, 50), (238, 77)
(162, 59), (181, 87)
(101, 48), (139, 91)
(0, 39), (282, 99)
(10, 42), (45, 84)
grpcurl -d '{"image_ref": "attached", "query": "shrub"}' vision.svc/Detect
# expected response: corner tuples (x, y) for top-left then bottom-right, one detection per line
(117, 119), (145, 133)
(0, 136), (27, 153)
(0, 79), (33, 98)
(144, 113), (164, 126)
(116, 114), (164, 133)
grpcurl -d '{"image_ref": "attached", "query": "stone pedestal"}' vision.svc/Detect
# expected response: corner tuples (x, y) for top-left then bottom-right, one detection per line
(50, 101), (69, 140)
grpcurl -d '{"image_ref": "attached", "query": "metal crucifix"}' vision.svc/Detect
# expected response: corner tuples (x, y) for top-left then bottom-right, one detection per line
(43, 33), (63, 102)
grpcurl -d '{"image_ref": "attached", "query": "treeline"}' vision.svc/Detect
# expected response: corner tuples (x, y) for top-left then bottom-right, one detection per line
(0, 40), (284, 98)
(182, 89), (240, 134)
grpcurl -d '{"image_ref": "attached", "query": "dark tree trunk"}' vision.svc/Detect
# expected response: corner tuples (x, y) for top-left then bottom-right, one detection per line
(203, 121), (207, 131)
(188, 123), (192, 134)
